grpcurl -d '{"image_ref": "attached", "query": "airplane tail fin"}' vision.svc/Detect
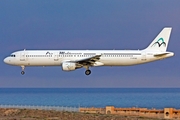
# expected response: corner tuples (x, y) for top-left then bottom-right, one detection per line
(145, 27), (172, 51)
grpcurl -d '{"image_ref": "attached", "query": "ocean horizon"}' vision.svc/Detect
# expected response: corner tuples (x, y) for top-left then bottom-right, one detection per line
(0, 88), (179, 109)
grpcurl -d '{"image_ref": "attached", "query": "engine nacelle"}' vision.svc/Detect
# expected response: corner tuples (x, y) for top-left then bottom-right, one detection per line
(62, 62), (76, 71)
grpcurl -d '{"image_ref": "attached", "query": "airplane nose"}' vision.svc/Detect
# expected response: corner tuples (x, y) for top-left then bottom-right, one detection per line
(4, 57), (10, 64)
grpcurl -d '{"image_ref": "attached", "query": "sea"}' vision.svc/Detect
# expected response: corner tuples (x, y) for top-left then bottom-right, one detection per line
(0, 88), (180, 109)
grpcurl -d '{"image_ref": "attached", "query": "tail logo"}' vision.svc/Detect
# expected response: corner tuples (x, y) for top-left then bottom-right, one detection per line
(151, 38), (166, 47)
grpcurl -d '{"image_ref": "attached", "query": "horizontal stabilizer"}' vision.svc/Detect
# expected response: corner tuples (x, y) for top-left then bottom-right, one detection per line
(154, 52), (174, 57)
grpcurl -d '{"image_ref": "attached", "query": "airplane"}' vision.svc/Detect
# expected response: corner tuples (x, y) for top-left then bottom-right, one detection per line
(4, 27), (174, 75)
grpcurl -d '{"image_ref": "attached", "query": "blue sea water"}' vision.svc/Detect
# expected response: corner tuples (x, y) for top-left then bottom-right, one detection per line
(0, 88), (180, 109)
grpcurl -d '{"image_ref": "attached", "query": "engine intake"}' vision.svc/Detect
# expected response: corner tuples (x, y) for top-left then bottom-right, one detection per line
(62, 62), (76, 71)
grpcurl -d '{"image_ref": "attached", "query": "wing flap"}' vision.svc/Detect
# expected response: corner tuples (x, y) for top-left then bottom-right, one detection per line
(74, 54), (101, 65)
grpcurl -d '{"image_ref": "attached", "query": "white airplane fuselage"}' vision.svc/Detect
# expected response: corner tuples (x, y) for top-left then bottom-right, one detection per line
(4, 50), (173, 66)
(3, 27), (174, 75)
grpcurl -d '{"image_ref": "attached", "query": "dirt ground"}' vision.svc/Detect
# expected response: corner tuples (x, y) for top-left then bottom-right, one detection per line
(0, 108), (168, 120)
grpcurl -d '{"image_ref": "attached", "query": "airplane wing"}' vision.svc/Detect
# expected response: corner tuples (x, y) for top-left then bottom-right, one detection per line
(74, 54), (101, 66)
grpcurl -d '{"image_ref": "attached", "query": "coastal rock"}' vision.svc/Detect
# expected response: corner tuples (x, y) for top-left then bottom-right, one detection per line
(3, 109), (20, 116)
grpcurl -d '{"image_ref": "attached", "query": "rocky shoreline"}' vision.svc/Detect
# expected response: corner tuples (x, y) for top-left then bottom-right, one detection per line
(0, 108), (167, 120)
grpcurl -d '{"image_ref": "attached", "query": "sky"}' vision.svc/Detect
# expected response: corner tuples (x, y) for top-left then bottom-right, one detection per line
(0, 0), (180, 88)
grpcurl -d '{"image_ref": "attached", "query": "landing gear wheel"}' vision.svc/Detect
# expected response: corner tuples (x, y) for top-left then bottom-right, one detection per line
(21, 71), (25, 75)
(85, 70), (91, 75)
(21, 66), (25, 75)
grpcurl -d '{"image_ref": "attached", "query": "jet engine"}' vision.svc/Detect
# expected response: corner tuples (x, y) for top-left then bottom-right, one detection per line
(62, 62), (76, 71)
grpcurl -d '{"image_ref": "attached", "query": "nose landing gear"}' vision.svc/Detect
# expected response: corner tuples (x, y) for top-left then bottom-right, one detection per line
(21, 66), (25, 75)
(21, 71), (25, 75)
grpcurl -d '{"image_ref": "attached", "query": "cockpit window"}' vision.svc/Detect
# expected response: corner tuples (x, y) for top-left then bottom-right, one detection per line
(10, 54), (16, 57)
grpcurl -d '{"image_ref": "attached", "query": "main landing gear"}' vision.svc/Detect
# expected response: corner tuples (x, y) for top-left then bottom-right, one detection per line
(84, 66), (91, 75)
(85, 70), (91, 75)
(21, 66), (25, 75)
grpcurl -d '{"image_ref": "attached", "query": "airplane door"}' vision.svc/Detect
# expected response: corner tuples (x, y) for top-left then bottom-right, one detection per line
(141, 52), (146, 61)
(20, 51), (26, 61)
(54, 53), (59, 61)
(54, 53), (60, 65)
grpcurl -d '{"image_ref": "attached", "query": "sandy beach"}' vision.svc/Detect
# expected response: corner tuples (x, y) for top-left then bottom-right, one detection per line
(0, 108), (168, 120)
